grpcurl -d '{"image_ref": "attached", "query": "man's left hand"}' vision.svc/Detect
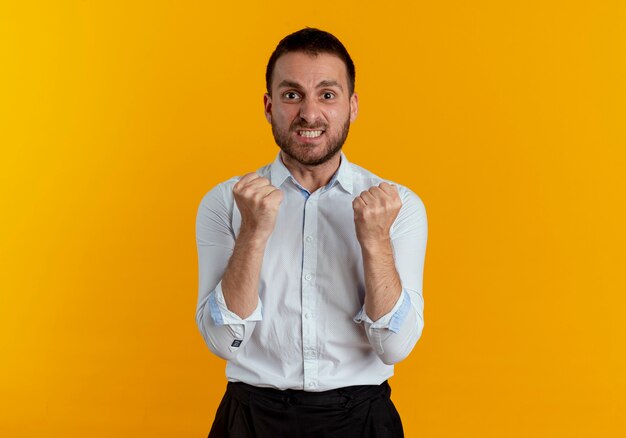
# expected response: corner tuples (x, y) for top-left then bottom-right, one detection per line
(352, 182), (402, 246)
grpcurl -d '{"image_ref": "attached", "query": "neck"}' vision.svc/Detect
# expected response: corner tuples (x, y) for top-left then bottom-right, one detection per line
(280, 151), (341, 193)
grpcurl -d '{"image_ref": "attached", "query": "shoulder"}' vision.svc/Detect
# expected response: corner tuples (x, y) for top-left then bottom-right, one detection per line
(198, 176), (238, 211)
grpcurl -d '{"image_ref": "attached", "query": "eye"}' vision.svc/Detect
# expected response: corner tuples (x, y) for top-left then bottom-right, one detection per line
(322, 92), (335, 100)
(283, 91), (301, 100)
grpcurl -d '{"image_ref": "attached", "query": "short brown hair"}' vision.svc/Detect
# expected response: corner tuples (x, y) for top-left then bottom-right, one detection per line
(265, 28), (356, 96)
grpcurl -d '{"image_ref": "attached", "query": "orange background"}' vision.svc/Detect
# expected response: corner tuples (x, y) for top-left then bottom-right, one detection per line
(1, 1), (625, 437)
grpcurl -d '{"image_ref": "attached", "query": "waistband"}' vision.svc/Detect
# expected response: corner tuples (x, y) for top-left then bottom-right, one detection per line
(227, 380), (391, 409)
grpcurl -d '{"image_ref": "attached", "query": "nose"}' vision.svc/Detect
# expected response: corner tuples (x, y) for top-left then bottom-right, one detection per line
(298, 96), (322, 125)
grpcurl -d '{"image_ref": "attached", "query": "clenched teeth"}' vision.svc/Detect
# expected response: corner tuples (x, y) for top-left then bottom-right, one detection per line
(298, 130), (324, 138)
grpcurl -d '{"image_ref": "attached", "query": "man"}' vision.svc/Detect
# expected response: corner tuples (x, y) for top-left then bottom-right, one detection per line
(195, 27), (428, 437)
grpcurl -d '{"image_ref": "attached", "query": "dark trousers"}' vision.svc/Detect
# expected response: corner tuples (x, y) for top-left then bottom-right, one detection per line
(208, 380), (404, 438)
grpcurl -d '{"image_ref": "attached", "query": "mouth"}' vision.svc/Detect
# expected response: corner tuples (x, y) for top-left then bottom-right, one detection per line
(296, 129), (325, 139)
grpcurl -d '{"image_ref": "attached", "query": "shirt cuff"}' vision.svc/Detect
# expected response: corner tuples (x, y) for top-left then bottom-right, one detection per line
(353, 289), (412, 334)
(208, 281), (263, 326)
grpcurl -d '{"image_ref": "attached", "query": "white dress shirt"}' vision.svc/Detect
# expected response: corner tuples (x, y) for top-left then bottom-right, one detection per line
(195, 151), (428, 392)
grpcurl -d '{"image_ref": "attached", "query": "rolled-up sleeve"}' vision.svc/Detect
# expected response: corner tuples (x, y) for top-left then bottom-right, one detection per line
(353, 187), (428, 365)
(195, 180), (263, 361)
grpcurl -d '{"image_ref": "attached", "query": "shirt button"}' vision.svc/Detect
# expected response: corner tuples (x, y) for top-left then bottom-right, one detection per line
(308, 382), (316, 388)
(305, 313), (312, 319)
(304, 273), (312, 281)
(305, 235), (313, 243)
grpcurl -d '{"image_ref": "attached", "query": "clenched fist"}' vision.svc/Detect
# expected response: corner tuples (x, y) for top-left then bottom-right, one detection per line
(233, 172), (284, 242)
(352, 182), (402, 245)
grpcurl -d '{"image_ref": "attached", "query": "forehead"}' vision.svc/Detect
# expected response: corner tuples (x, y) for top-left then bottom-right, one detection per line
(272, 51), (348, 90)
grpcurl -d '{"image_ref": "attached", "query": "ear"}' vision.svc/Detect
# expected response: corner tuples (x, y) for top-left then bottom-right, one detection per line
(349, 92), (359, 123)
(264, 93), (272, 123)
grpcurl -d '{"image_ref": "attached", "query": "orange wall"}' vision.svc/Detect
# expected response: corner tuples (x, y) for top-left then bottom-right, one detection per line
(1, 1), (624, 436)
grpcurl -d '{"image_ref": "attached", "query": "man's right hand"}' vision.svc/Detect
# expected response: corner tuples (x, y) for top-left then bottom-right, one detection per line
(233, 172), (284, 242)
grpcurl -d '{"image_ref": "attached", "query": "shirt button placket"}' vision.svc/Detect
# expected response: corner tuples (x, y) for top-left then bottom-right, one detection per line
(301, 194), (319, 390)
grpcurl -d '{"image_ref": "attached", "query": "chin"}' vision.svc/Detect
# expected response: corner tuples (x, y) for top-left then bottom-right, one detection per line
(288, 148), (340, 166)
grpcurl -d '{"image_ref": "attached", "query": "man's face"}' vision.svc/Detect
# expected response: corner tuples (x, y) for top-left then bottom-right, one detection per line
(264, 51), (358, 166)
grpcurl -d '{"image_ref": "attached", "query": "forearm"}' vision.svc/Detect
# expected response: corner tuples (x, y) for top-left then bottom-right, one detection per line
(360, 238), (403, 321)
(221, 229), (269, 319)
(195, 234), (265, 359)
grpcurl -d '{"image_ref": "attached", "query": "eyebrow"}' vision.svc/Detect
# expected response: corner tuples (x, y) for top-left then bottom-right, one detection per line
(317, 80), (343, 91)
(277, 79), (343, 91)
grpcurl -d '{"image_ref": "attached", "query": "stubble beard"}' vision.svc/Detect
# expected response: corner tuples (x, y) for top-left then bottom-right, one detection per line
(271, 117), (351, 167)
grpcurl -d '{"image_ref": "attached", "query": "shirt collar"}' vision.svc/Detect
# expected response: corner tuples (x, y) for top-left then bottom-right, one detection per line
(329, 151), (354, 194)
(269, 151), (354, 195)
